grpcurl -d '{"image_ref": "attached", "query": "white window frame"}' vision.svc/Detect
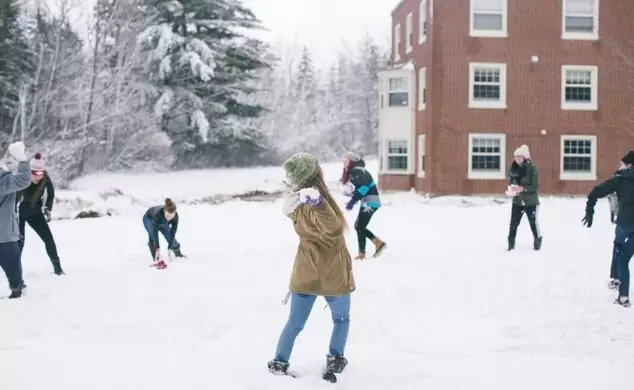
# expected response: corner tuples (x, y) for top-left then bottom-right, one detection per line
(468, 62), (507, 109)
(378, 139), (383, 172)
(469, 0), (507, 38)
(406, 13), (413, 53)
(561, 65), (598, 111)
(468, 133), (506, 180)
(417, 135), (426, 178)
(394, 24), (401, 61)
(385, 139), (410, 174)
(418, 67), (426, 110)
(562, 0), (599, 40)
(560, 135), (597, 181)
(419, 0), (428, 43)
(388, 76), (409, 107)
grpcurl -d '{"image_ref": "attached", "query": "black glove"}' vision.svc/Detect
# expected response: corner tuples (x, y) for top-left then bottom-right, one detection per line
(42, 207), (51, 222)
(582, 211), (593, 227)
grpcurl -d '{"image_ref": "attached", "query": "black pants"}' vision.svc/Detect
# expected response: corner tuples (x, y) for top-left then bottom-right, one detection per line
(508, 203), (541, 239)
(0, 241), (23, 289)
(354, 207), (376, 253)
(19, 211), (59, 262)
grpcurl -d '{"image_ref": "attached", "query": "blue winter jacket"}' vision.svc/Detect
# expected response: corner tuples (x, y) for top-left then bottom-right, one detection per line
(0, 161), (32, 243)
(349, 160), (381, 209)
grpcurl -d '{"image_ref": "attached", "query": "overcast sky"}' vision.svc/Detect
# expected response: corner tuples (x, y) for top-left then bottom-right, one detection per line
(34, 0), (394, 67)
(245, 0), (394, 65)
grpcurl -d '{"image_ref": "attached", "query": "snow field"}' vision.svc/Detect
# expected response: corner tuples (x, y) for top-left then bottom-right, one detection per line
(1, 162), (633, 389)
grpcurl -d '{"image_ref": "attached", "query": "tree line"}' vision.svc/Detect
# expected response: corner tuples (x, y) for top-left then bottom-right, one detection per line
(0, 0), (387, 185)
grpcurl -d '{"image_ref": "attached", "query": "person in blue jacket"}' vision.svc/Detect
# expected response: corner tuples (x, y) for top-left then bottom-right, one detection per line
(583, 150), (634, 307)
(340, 152), (387, 260)
(143, 198), (185, 267)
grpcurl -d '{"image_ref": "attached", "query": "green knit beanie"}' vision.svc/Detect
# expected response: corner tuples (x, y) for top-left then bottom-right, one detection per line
(283, 152), (319, 187)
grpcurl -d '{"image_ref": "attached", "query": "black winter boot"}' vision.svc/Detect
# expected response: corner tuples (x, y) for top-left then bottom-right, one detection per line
(533, 236), (543, 250)
(9, 285), (23, 299)
(507, 236), (515, 251)
(172, 248), (186, 258)
(51, 259), (64, 275)
(267, 360), (290, 375)
(326, 354), (348, 373)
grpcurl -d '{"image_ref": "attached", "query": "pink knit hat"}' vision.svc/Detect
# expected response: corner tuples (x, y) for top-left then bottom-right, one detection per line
(30, 152), (46, 172)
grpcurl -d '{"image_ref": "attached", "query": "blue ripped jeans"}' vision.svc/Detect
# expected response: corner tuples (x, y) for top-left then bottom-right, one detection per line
(274, 293), (351, 363)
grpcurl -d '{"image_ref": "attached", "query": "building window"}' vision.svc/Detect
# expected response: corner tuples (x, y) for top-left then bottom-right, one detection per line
(418, 68), (426, 110)
(418, 135), (426, 177)
(387, 140), (409, 172)
(469, 62), (506, 109)
(388, 77), (408, 107)
(470, 0), (507, 37)
(468, 133), (506, 179)
(419, 0), (427, 43)
(394, 24), (401, 61)
(563, 0), (598, 40)
(560, 135), (597, 180)
(406, 13), (413, 53)
(561, 65), (598, 110)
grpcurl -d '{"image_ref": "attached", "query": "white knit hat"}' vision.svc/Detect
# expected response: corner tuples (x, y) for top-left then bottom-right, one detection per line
(513, 144), (530, 159)
(29, 152), (46, 171)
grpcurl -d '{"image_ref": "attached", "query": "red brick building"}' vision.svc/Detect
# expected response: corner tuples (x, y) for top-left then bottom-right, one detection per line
(377, 0), (634, 195)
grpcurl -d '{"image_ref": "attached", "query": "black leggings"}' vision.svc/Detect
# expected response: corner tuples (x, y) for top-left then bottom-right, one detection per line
(508, 203), (541, 239)
(19, 211), (59, 261)
(354, 207), (376, 253)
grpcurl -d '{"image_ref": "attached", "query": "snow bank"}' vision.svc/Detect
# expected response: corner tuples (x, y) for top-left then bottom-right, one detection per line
(55, 160), (376, 219)
(52, 159), (596, 220)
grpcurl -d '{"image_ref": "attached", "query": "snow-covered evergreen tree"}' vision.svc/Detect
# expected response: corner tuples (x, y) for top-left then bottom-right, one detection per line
(139, 0), (271, 167)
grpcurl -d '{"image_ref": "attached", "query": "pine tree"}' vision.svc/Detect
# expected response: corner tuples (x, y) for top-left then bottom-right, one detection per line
(0, 0), (35, 143)
(139, 0), (271, 167)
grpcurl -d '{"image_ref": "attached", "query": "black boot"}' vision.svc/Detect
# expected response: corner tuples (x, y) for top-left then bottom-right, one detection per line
(172, 248), (186, 258)
(9, 285), (23, 299)
(507, 236), (515, 251)
(267, 360), (289, 375)
(51, 259), (65, 275)
(326, 354), (348, 374)
(533, 236), (543, 250)
(614, 297), (631, 307)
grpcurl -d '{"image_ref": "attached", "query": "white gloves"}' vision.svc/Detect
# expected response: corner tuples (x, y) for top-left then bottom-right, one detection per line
(298, 188), (319, 203)
(8, 141), (27, 161)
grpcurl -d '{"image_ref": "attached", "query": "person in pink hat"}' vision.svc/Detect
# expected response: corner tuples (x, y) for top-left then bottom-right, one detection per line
(17, 152), (64, 276)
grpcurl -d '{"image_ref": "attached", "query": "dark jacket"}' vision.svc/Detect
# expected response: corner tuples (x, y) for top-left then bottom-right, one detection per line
(144, 206), (179, 248)
(18, 174), (54, 218)
(508, 160), (539, 206)
(349, 159), (381, 209)
(586, 167), (634, 229)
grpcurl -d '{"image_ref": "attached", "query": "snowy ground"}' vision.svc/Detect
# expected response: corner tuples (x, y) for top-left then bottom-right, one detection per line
(1, 163), (634, 389)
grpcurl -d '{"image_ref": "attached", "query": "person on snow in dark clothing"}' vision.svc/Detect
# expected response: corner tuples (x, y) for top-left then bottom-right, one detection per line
(583, 150), (634, 308)
(143, 198), (185, 268)
(340, 151), (387, 260)
(0, 142), (33, 299)
(506, 144), (543, 251)
(17, 152), (64, 276)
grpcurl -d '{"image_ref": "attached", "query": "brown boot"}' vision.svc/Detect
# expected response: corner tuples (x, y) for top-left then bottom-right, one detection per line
(371, 238), (387, 258)
(355, 252), (366, 260)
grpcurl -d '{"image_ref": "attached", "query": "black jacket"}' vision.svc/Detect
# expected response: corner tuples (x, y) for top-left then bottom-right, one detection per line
(508, 160), (539, 206)
(144, 206), (179, 248)
(586, 167), (634, 229)
(349, 159), (381, 208)
(18, 175), (55, 218)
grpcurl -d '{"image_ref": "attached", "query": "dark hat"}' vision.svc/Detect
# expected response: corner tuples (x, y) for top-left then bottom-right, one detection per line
(622, 151), (634, 165)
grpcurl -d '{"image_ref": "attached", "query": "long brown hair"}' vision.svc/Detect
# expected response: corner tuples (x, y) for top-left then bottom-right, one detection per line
(305, 166), (347, 232)
(164, 198), (177, 213)
(24, 174), (48, 205)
